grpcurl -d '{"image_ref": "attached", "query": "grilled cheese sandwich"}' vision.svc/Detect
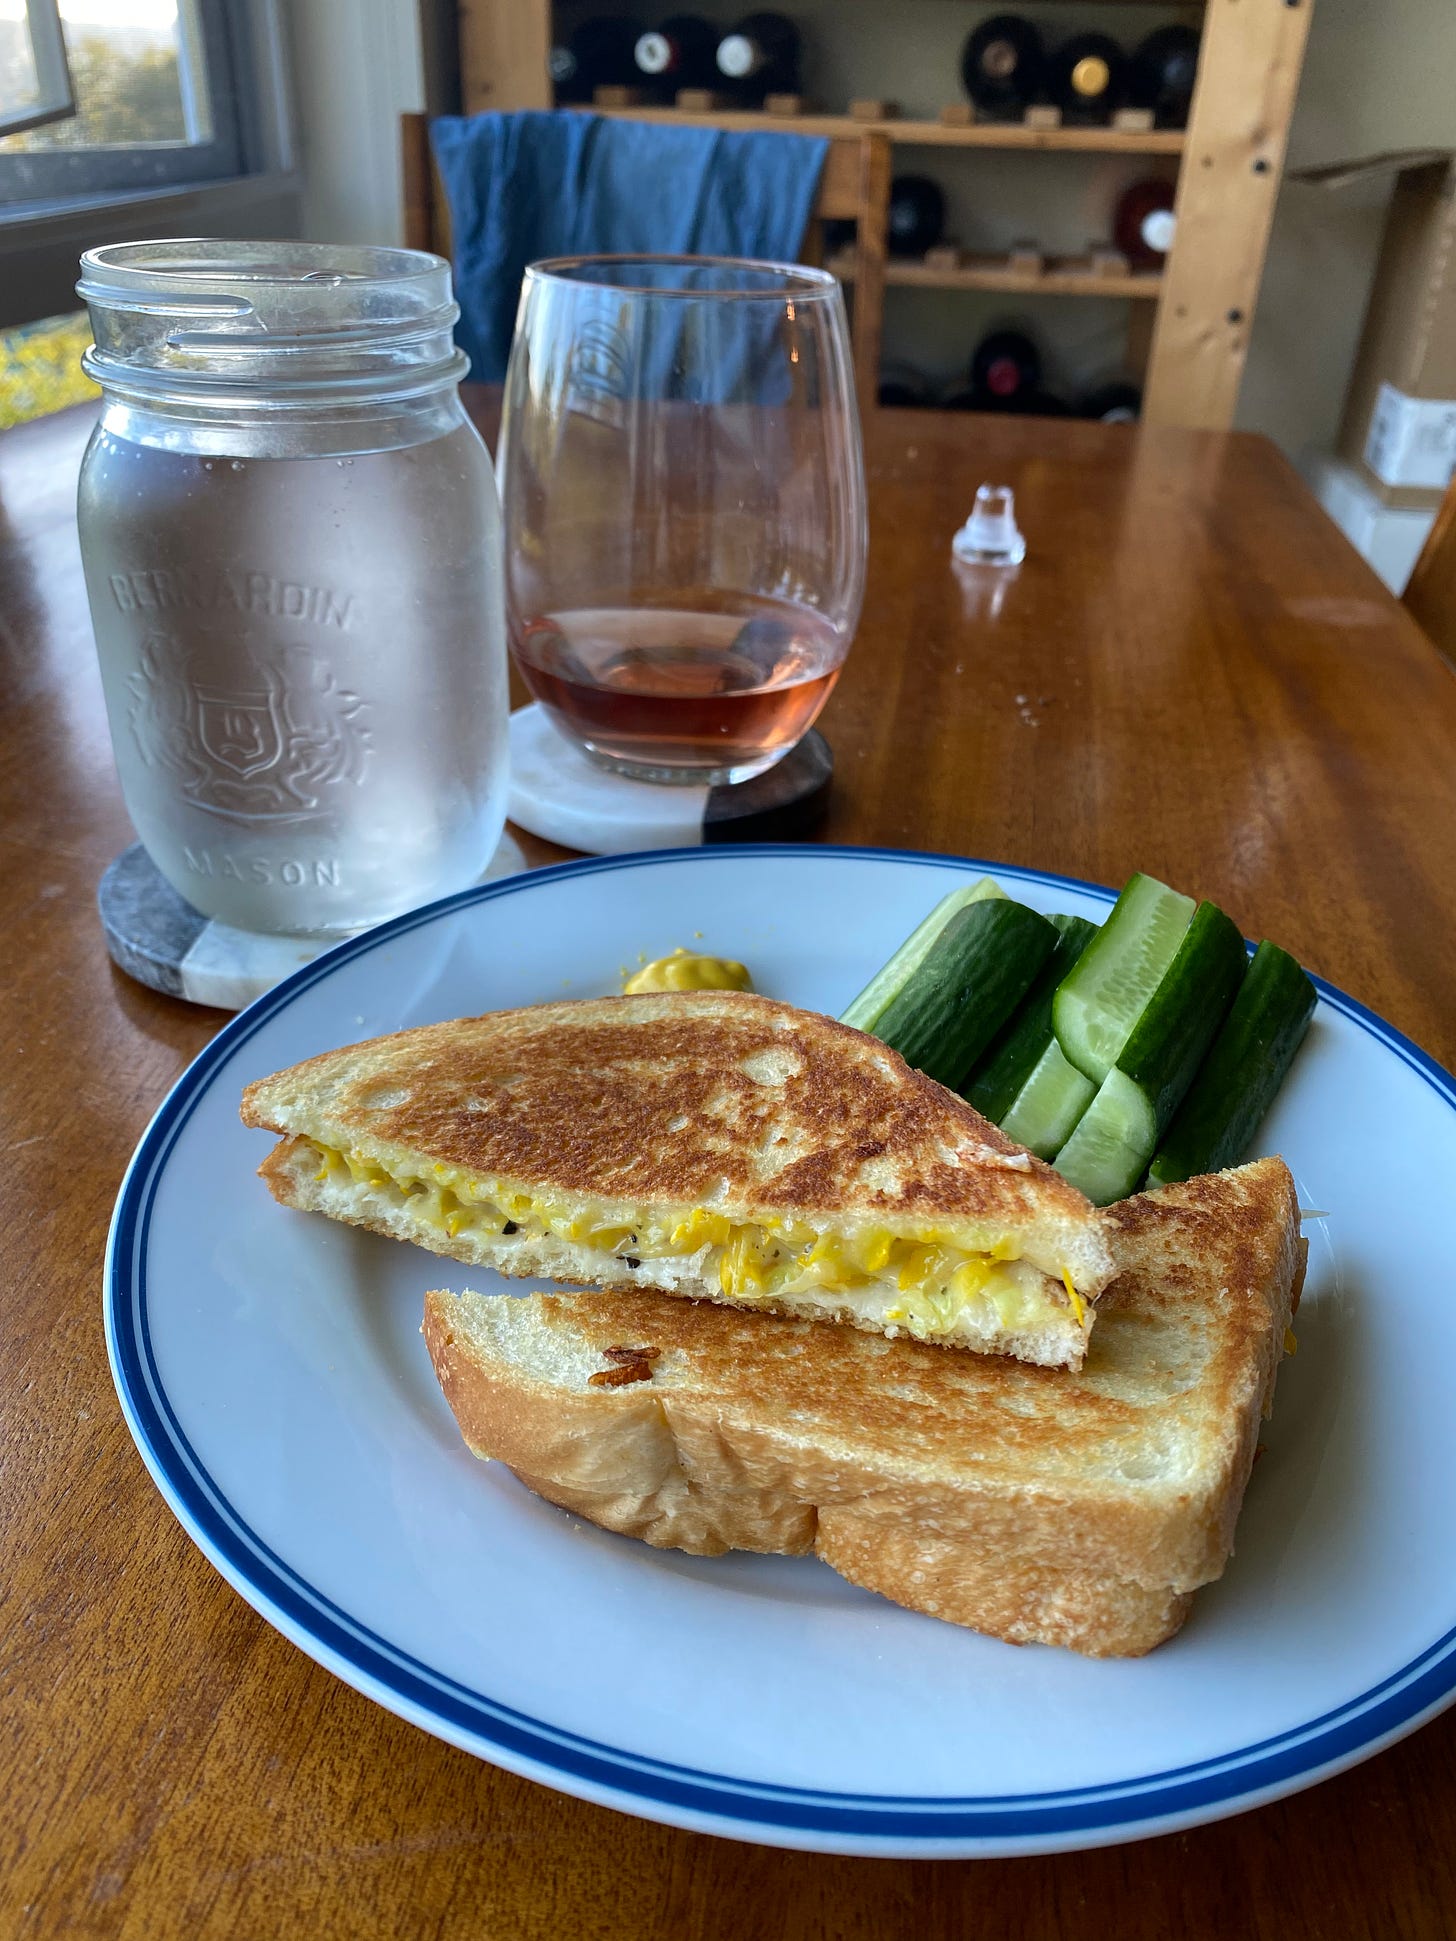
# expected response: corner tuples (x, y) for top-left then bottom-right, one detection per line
(244, 992), (1116, 1367)
(422, 1159), (1305, 1656)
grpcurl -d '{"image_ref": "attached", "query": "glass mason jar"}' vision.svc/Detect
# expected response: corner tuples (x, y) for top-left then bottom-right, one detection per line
(76, 239), (508, 938)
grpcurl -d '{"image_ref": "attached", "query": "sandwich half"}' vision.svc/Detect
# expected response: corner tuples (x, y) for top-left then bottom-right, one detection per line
(242, 992), (1114, 1368)
(422, 1158), (1303, 1657)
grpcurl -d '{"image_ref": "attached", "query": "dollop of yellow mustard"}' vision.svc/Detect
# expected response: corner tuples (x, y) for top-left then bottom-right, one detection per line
(623, 947), (753, 995)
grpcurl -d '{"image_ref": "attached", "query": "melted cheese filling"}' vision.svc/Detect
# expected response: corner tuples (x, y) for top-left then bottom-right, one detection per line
(303, 1140), (1084, 1342)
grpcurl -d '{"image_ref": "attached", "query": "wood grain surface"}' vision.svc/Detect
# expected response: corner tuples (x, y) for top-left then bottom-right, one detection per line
(4, 396), (1456, 1939)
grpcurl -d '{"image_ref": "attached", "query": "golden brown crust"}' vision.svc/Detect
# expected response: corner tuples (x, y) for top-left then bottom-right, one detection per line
(424, 1295), (820, 1556)
(240, 992), (1103, 1238)
(813, 1512), (1193, 1657)
(420, 1158), (1302, 1653)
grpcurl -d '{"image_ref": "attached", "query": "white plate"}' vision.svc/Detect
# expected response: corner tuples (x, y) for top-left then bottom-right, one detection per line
(107, 846), (1456, 1857)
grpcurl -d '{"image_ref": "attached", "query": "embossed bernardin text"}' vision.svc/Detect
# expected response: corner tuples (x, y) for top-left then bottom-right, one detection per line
(108, 567), (355, 630)
(127, 634), (371, 822)
(182, 848), (343, 887)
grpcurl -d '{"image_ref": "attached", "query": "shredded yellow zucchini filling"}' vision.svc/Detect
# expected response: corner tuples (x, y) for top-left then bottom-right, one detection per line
(303, 1139), (1087, 1339)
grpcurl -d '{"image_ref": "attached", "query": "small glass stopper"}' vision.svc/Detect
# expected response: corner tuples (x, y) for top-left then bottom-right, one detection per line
(952, 484), (1026, 566)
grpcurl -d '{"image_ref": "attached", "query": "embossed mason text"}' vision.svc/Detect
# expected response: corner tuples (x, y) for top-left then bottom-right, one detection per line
(182, 847), (343, 887)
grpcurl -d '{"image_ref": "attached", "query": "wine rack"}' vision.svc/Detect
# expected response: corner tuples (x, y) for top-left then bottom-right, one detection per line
(851, 254), (1164, 303)
(453, 0), (1314, 431)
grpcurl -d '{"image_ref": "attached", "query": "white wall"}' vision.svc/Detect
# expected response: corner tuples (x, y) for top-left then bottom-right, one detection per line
(286, 0), (426, 247)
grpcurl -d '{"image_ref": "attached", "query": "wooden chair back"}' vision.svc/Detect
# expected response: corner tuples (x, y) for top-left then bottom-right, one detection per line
(400, 112), (888, 417)
(1403, 477), (1456, 664)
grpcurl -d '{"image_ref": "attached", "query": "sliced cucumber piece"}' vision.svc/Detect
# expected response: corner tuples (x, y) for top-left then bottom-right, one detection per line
(870, 899), (1057, 1089)
(1117, 900), (1248, 1135)
(1054, 874), (1195, 1084)
(999, 1039), (1097, 1159)
(1054, 900), (1247, 1202)
(964, 914), (1098, 1124)
(1148, 940), (1316, 1185)
(1053, 1068), (1157, 1205)
(841, 875), (1006, 1032)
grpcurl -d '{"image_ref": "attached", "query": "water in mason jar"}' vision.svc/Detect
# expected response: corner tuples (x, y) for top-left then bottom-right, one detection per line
(80, 419), (508, 936)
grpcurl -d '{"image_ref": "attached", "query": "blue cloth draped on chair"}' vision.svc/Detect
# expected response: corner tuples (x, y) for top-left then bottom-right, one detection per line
(429, 110), (830, 389)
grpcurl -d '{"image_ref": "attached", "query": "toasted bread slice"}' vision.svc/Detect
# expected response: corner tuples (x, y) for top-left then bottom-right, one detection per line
(421, 1159), (1302, 1656)
(243, 993), (1114, 1368)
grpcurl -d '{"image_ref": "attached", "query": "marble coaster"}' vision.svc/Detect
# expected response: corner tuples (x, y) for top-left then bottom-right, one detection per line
(506, 703), (832, 855)
(99, 833), (529, 1011)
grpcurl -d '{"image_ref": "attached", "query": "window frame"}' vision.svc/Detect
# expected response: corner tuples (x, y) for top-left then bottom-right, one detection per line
(2, 0), (77, 139)
(0, 0), (299, 333)
(1, 0), (245, 204)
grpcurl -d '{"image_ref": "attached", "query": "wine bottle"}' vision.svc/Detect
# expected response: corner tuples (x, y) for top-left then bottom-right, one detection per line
(549, 40), (583, 100)
(970, 328), (1041, 405)
(551, 16), (643, 103)
(1114, 179), (1176, 270)
(960, 14), (1045, 120)
(1047, 33), (1127, 124)
(1081, 382), (1142, 424)
(1130, 25), (1201, 128)
(887, 175), (945, 258)
(716, 11), (802, 102)
(634, 14), (719, 93)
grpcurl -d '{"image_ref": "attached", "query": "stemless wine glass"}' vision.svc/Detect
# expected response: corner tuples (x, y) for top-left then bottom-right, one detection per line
(497, 255), (867, 785)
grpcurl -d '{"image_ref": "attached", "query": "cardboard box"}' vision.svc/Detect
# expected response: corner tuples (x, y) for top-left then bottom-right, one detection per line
(1304, 452), (1437, 595)
(1295, 151), (1456, 509)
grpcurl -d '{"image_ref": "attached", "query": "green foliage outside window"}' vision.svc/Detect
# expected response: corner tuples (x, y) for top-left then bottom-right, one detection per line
(1, 31), (188, 154)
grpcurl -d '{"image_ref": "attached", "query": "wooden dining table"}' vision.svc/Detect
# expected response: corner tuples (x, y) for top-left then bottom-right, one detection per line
(5, 388), (1456, 1939)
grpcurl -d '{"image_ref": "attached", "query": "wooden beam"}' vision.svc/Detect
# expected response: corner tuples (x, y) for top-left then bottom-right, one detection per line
(400, 111), (435, 255)
(851, 132), (892, 421)
(588, 104), (1186, 155)
(1142, 0), (1314, 431)
(458, 0), (550, 116)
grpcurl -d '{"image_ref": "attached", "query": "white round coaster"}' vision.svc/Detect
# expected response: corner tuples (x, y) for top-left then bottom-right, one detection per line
(506, 703), (831, 855)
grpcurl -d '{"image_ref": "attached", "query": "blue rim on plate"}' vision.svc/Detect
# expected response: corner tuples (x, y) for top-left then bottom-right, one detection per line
(105, 845), (1456, 1853)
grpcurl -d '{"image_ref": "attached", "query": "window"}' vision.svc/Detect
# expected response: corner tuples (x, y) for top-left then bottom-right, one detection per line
(0, 0), (296, 332)
(0, 0), (243, 202)
(1, 1), (74, 136)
